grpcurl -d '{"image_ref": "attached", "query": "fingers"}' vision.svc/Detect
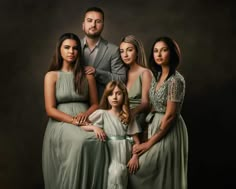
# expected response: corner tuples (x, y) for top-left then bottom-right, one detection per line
(101, 132), (106, 141)
(95, 131), (106, 142)
(96, 133), (103, 141)
(84, 66), (95, 75)
(99, 132), (106, 141)
(127, 163), (139, 174)
(133, 144), (146, 155)
(133, 146), (140, 154)
(76, 113), (88, 125)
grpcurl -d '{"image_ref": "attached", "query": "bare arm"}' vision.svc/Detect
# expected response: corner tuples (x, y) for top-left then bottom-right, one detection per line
(76, 74), (99, 124)
(44, 71), (78, 125)
(131, 70), (152, 117)
(84, 74), (99, 115)
(147, 101), (177, 145)
(80, 125), (106, 141)
(127, 133), (140, 174)
(132, 134), (140, 145)
(133, 101), (178, 156)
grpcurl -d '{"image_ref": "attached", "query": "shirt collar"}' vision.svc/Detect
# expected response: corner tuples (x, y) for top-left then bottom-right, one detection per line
(83, 37), (101, 48)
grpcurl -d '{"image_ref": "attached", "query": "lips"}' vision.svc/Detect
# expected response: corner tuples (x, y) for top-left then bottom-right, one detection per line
(89, 28), (96, 31)
(67, 56), (75, 59)
(123, 59), (130, 62)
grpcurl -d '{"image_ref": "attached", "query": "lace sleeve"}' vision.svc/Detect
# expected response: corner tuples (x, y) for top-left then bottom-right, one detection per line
(167, 77), (185, 102)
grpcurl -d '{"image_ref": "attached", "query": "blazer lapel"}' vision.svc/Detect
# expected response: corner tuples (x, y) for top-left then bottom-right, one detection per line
(93, 38), (108, 68)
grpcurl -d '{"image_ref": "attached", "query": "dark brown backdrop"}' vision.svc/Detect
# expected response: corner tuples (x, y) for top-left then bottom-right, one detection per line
(1, 0), (235, 188)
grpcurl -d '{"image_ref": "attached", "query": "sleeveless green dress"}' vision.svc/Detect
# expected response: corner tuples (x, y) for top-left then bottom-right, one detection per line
(128, 72), (149, 141)
(42, 71), (109, 189)
(128, 71), (188, 189)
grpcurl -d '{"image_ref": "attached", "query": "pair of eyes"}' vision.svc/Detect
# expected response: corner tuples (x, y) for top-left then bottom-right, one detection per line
(63, 46), (79, 50)
(153, 48), (169, 53)
(86, 18), (103, 24)
(120, 48), (135, 53)
(108, 92), (123, 96)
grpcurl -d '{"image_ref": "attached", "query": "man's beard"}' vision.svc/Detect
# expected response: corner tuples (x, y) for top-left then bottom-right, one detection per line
(86, 33), (100, 39)
(85, 30), (102, 39)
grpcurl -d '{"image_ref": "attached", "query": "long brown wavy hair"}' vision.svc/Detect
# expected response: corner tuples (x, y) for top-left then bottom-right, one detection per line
(48, 33), (86, 94)
(100, 81), (131, 125)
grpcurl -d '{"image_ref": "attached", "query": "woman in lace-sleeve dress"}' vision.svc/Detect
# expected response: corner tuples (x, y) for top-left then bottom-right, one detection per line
(128, 36), (188, 189)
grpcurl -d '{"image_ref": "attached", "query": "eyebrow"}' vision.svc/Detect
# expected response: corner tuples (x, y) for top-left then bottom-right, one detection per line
(63, 44), (78, 48)
(154, 46), (168, 49)
(86, 17), (102, 21)
(120, 46), (134, 50)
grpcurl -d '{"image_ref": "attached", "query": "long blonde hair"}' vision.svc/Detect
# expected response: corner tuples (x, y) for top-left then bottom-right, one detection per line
(120, 35), (148, 68)
(100, 81), (131, 124)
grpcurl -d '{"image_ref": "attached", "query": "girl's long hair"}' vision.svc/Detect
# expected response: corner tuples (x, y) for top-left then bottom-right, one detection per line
(100, 81), (131, 124)
(149, 36), (181, 79)
(48, 33), (86, 94)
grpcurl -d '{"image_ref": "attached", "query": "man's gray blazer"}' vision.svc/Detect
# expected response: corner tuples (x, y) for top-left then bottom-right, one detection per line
(81, 37), (127, 100)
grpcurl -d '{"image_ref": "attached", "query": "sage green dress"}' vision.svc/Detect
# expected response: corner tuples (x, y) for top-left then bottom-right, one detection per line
(128, 71), (188, 189)
(42, 71), (108, 189)
(128, 71), (150, 141)
(89, 109), (141, 189)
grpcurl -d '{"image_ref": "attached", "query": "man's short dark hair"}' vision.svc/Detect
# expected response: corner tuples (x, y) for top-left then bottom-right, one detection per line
(84, 7), (104, 21)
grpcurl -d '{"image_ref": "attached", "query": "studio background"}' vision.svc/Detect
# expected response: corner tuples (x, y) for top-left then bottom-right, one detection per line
(1, 0), (235, 188)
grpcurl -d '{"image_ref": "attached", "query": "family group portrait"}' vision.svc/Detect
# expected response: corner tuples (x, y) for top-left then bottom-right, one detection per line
(1, 0), (234, 189)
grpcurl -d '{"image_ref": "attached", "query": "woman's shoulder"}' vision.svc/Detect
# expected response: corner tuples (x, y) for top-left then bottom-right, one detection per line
(139, 68), (153, 86)
(169, 71), (185, 85)
(174, 71), (185, 81)
(141, 68), (153, 77)
(132, 66), (152, 78)
(44, 71), (58, 82)
(45, 70), (58, 75)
